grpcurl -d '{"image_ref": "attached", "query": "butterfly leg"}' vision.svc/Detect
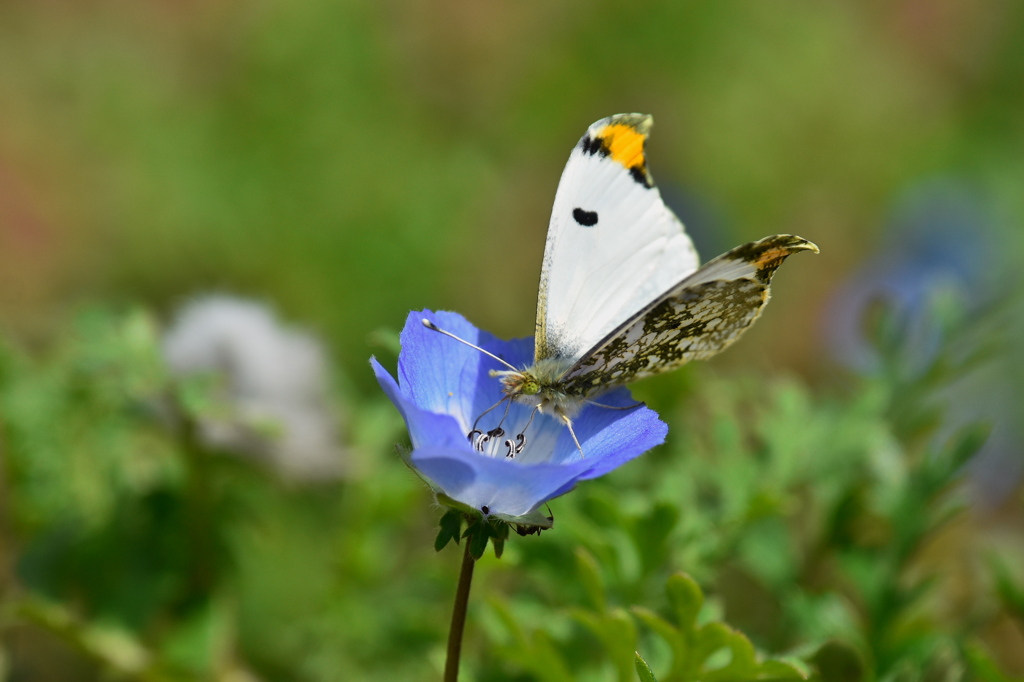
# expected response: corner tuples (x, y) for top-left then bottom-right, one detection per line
(504, 405), (540, 459)
(585, 399), (645, 411)
(560, 414), (585, 458)
(469, 396), (515, 453)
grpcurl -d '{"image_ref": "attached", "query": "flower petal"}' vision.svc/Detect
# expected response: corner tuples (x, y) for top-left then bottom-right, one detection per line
(570, 388), (668, 479)
(410, 446), (594, 518)
(398, 310), (532, 433)
(371, 357), (466, 450)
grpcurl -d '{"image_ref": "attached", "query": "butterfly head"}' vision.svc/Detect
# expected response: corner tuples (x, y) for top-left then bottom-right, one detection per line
(487, 369), (536, 396)
(491, 358), (585, 417)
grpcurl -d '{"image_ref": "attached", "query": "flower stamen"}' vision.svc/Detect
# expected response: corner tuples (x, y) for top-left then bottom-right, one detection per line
(468, 395), (519, 456)
(503, 405), (541, 459)
(504, 433), (527, 458)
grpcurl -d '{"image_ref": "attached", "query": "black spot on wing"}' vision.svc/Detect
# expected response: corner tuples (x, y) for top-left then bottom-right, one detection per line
(579, 134), (610, 157)
(573, 208), (598, 226)
(629, 164), (654, 188)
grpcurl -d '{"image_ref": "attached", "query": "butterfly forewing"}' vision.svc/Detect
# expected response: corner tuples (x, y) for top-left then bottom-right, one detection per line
(535, 114), (699, 365)
(558, 235), (819, 396)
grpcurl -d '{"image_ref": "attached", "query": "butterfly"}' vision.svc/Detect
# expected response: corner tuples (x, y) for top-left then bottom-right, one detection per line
(426, 113), (817, 455)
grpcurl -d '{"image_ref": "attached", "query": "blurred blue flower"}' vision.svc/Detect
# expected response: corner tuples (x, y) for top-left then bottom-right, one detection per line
(825, 177), (1022, 506)
(825, 177), (993, 374)
(371, 310), (667, 526)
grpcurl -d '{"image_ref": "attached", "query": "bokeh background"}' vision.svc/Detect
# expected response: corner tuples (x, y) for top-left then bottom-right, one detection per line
(1, 1), (1023, 681)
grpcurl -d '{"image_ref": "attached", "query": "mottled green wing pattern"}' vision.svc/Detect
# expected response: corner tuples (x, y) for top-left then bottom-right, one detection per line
(558, 235), (818, 397)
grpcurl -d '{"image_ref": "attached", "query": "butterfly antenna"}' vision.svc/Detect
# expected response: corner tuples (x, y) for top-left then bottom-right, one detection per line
(421, 319), (519, 372)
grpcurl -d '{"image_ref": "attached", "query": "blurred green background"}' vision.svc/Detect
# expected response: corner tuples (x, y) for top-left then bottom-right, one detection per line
(1, 1), (1023, 681)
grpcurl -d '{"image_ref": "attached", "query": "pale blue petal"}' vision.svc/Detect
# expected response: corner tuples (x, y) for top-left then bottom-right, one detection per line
(571, 388), (668, 479)
(371, 357), (466, 450)
(411, 446), (594, 518)
(398, 310), (532, 432)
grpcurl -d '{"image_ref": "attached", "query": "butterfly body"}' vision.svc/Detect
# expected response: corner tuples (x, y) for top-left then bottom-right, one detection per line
(492, 357), (586, 419)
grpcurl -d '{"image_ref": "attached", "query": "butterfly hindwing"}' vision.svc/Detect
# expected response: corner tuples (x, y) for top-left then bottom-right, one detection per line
(559, 235), (819, 395)
(534, 114), (700, 365)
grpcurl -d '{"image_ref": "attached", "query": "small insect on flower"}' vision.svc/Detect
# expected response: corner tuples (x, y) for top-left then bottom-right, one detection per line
(424, 114), (818, 455)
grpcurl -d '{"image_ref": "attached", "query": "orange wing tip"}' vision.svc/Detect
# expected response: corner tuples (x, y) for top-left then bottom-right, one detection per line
(585, 114), (655, 187)
(600, 123), (647, 168)
(728, 235), (818, 282)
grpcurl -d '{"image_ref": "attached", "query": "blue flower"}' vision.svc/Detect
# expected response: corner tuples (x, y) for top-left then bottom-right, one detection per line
(371, 310), (668, 526)
(824, 177), (992, 374)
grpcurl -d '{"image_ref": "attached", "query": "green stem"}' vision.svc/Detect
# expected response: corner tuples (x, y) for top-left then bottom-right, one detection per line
(444, 540), (476, 682)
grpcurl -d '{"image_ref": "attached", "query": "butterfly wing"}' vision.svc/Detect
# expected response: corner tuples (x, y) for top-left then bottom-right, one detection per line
(534, 114), (700, 366)
(558, 234), (819, 396)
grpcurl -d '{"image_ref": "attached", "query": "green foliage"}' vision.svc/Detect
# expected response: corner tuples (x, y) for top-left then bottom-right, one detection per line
(1, 285), (1021, 682)
(1, 1), (1023, 679)
(489, 558), (808, 682)
(632, 572), (806, 682)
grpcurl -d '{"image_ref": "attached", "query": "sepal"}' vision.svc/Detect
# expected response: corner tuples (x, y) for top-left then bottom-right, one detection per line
(462, 516), (511, 560)
(434, 508), (465, 552)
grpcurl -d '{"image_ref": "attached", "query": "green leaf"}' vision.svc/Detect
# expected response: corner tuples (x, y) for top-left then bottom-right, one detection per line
(607, 608), (639, 682)
(724, 628), (758, 671)
(753, 660), (809, 681)
(635, 651), (658, 682)
(632, 606), (688, 679)
(630, 502), (679, 575)
(693, 622), (732, 671)
(527, 630), (576, 682)
(992, 558), (1024, 620)
(963, 641), (1024, 682)
(630, 607), (676, 639)
(809, 640), (866, 682)
(158, 598), (232, 676)
(702, 627), (762, 681)
(575, 547), (607, 613)
(666, 572), (703, 631)
(943, 422), (991, 473)
(572, 605), (638, 682)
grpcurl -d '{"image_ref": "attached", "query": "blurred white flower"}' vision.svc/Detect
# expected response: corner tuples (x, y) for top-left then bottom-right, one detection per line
(162, 295), (346, 480)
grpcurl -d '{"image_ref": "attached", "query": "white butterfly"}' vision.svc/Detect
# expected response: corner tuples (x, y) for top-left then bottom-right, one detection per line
(427, 114), (817, 454)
